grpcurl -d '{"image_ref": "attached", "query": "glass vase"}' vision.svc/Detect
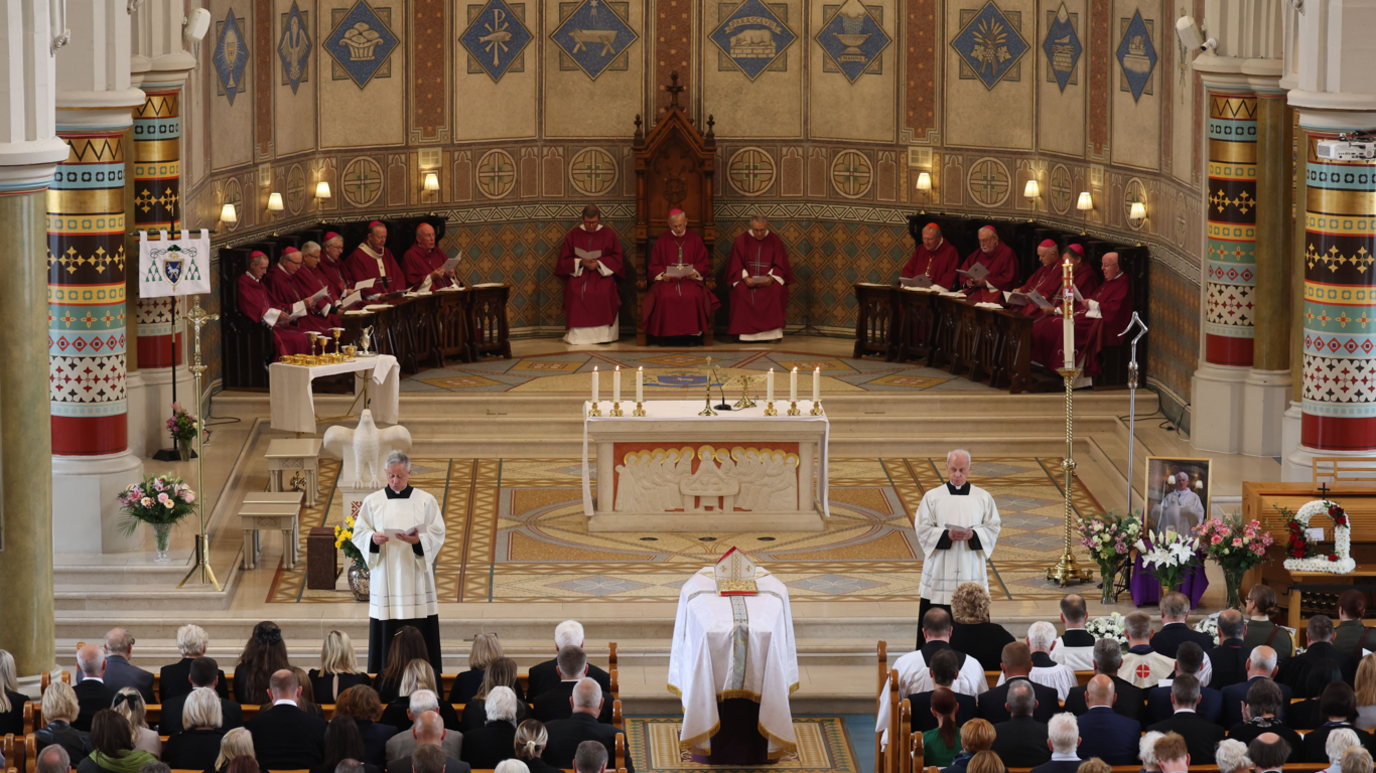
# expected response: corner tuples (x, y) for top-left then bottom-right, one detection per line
(1223, 567), (1246, 610)
(178, 441), (191, 462)
(1097, 561), (1117, 604)
(152, 522), (172, 562)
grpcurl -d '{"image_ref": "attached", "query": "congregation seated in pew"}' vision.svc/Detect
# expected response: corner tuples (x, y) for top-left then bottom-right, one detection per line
(385, 712), (467, 773)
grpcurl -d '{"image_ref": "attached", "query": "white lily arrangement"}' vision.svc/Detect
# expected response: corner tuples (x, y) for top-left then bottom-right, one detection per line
(1085, 612), (1128, 647)
(1135, 528), (1202, 593)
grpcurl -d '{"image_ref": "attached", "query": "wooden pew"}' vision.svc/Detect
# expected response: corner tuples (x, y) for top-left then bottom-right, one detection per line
(0, 736), (13, 773)
(874, 641), (888, 773)
(22, 735), (33, 773)
(898, 699), (914, 773)
(614, 733), (625, 772)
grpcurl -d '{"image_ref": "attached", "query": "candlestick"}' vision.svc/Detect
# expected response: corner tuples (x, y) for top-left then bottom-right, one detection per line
(812, 367), (820, 403)
(787, 400), (801, 416)
(764, 401), (778, 417)
(613, 366), (621, 404)
(810, 399), (824, 416)
(610, 401), (623, 417)
(789, 367), (798, 403)
(633, 402), (645, 417)
(767, 368), (775, 403)
(636, 366), (644, 404)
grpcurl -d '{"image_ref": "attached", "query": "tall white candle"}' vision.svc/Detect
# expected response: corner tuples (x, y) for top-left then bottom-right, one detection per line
(592, 367), (599, 403)
(813, 367), (820, 402)
(1063, 316), (1074, 369)
(613, 366), (621, 403)
(767, 368), (775, 402)
(790, 367), (798, 403)
(636, 366), (644, 403)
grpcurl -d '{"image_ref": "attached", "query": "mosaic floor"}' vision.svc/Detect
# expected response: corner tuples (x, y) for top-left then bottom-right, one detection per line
(399, 349), (994, 394)
(624, 715), (858, 773)
(267, 456), (1101, 604)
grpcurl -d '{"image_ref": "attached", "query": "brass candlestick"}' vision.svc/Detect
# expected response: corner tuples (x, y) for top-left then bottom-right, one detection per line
(698, 385), (717, 416)
(733, 375), (757, 409)
(810, 399), (825, 416)
(610, 401), (624, 417)
(179, 298), (221, 591)
(587, 402), (603, 417)
(633, 402), (645, 417)
(787, 400), (801, 416)
(764, 401), (778, 416)
(1046, 365), (1093, 587)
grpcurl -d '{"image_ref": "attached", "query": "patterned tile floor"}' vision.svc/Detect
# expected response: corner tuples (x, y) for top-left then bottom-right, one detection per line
(267, 456), (1100, 604)
(400, 349), (994, 394)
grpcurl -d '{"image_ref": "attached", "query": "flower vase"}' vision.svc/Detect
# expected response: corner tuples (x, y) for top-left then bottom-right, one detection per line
(152, 522), (172, 562)
(1223, 567), (1246, 610)
(347, 560), (370, 602)
(178, 441), (191, 462)
(1098, 562), (1117, 604)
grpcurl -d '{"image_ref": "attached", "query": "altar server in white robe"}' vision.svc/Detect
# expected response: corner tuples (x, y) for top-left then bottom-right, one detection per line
(875, 608), (986, 748)
(994, 621), (1078, 700)
(1050, 593), (1098, 671)
(915, 449), (1001, 646)
(351, 450), (446, 674)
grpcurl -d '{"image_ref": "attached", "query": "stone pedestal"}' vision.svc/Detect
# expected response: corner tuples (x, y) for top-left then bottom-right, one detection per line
(1191, 363), (1248, 453)
(1240, 369), (1292, 457)
(1281, 400), (1304, 469)
(52, 451), (146, 553)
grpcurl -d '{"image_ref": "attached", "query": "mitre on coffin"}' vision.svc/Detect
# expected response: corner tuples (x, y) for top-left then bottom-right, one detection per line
(714, 546), (759, 596)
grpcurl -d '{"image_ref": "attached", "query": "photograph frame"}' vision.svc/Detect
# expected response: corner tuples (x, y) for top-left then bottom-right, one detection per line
(1143, 456), (1212, 536)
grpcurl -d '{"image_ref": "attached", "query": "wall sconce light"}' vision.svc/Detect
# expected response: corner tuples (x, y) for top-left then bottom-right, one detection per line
(915, 172), (932, 214)
(1023, 179), (1040, 201)
(315, 181), (331, 200)
(1076, 191), (1093, 235)
(220, 202), (238, 225)
(1128, 201), (1147, 228)
(423, 172), (440, 192)
(267, 192), (284, 212)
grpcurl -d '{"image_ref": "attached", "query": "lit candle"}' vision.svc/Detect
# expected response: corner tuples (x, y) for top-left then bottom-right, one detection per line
(767, 368), (775, 403)
(813, 367), (820, 403)
(790, 367), (798, 403)
(592, 367), (599, 404)
(613, 366), (621, 403)
(636, 366), (644, 404)
(1062, 259), (1074, 368)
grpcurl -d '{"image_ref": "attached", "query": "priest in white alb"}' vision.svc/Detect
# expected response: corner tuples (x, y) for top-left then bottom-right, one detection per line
(350, 450), (446, 674)
(915, 449), (1001, 646)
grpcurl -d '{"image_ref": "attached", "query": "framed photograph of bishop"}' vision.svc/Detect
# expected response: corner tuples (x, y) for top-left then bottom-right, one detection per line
(1143, 456), (1211, 536)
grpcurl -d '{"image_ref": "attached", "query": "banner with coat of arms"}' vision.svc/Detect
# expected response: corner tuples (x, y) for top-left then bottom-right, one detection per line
(139, 229), (212, 298)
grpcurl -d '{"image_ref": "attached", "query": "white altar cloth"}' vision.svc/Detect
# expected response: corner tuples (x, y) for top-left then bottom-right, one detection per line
(269, 354), (400, 434)
(667, 567), (799, 757)
(580, 400), (830, 521)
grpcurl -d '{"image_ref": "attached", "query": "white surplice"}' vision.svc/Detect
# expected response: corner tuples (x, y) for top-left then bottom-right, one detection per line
(874, 644), (988, 747)
(915, 483), (1001, 604)
(994, 658), (1078, 700)
(667, 567), (799, 759)
(350, 486), (445, 620)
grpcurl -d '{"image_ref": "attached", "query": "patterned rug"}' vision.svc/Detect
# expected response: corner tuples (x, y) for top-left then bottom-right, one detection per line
(624, 716), (859, 773)
(400, 349), (993, 394)
(266, 456), (1101, 603)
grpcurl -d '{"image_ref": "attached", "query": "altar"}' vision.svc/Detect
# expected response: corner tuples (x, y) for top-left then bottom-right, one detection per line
(580, 400), (829, 532)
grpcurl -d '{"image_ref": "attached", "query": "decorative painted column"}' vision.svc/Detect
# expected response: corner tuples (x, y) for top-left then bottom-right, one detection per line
(129, 0), (196, 457)
(51, 0), (146, 553)
(0, 0), (69, 683)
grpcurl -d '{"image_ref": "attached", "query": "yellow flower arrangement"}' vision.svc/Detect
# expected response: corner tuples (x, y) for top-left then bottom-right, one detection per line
(334, 514), (363, 564)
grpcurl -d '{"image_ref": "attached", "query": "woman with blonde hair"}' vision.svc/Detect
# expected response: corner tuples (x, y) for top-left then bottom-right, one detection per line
(451, 633), (524, 704)
(35, 681), (93, 764)
(1356, 653), (1376, 729)
(941, 718), (993, 773)
(947, 583), (1015, 671)
(513, 720), (561, 773)
(213, 728), (264, 773)
(1344, 746), (1375, 773)
(0, 649), (26, 735)
(162, 688), (225, 770)
(310, 630), (372, 703)
(1076, 760), (1112, 773)
(110, 688), (161, 757)
(964, 750), (1006, 773)
(379, 659), (460, 730)
(374, 626), (429, 704)
(461, 657), (529, 731)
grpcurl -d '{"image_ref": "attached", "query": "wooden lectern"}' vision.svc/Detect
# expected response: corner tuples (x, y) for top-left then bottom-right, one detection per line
(632, 71), (717, 345)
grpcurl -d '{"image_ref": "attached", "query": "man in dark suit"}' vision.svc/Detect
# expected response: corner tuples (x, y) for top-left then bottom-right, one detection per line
(1334, 590), (1375, 662)
(1248, 733), (1292, 773)
(978, 642), (1059, 724)
(1279, 615), (1356, 696)
(1147, 642), (1222, 724)
(574, 740), (608, 773)
(991, 680), (1051, 767)
(1225, 677), (1303, 762)
(1146, 675), (1226, 764)
(543, 679), (631, 773)
(1220, 646), (1293, 727)
(1208, 610), (1251, 691)
(1027, 712), (1082, 773)
(527, 620), (612, 700)
(532, 646), (613, 725)
(244, 669), (327, 769)
(72, 645), (115, 732)
(386, 717), (469, 773)
(397, 743), (470, 773)
(1151, 592), (1215, 659)
(1074, 675), (1142, 765)
(909, 649), (976, 732)
(159, 657), (243, 735)
(1063, 639), (1145, 724)
(73, 629), (155, 704)
(159, 624), (229, 702)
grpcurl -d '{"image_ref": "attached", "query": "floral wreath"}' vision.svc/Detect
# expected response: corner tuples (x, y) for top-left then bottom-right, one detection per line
(1282, 500), (1355, 574)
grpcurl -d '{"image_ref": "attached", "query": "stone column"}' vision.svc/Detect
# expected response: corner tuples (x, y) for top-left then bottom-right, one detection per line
(1281, 0), (1376, 480)
(51, 0), (146, 553)
(0, 0), (71, 681)
(1279, 0), (1306, 463)
(129, 0), (196, 457)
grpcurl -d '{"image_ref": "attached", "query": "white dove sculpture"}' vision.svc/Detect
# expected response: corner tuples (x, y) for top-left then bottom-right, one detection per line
(322, 409), (413, 488)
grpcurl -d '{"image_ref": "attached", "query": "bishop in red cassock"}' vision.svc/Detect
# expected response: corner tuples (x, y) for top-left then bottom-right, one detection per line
(318, 232), (350, 297)
(958, 226), (1019, 303)
(1030, 252), (1133, 377)
(727, 215), (794, 341)
(263, 247), (337, 333)
(298, 243), (357, 315)
(642, 209), (719, 339)
(402, 222), (460, 291)
(236, 251), (311, 357)
(1070, 246), (1101, 298)
(345, 221), (406, 296)
(556, 204), (624, 344)
(1012, 240), (1066, 316)
(902, 222), (961, 291)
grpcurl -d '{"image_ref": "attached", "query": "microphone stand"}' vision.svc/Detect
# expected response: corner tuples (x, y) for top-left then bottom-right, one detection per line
(1120, 312), (1148, 514)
